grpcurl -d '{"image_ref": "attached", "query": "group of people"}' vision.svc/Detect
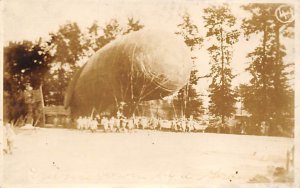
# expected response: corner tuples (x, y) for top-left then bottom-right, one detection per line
(75, 115), (199, 133)
(74, 115), (292, 137)
(76, 116), (98, 132)
(169, 118), (197, 132)
(100, 116), (136, 132)
(236, 121), (270, 135)
(205, 120), (283, 136)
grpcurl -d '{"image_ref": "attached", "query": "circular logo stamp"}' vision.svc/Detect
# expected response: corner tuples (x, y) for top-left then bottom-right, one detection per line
(275, 5), (295, 24)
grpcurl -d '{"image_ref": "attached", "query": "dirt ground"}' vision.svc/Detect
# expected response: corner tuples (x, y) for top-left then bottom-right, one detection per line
(2, 127), (294, 187)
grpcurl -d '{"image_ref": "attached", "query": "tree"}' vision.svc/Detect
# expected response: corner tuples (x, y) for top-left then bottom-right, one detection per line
(241, 3), (294, 126)
(174, 12), (204, 119)
(3, 40), (52, 123)
(203, 5), (240, 123)
(82, 17), (144, 60)
(123, 17), (144, 34)
(175, 69), (204, 119)
(43, 22), (84, 105)
(79, 19), (122, 66)
(83, 21), (101, 55)
(95, 19), (123, 49)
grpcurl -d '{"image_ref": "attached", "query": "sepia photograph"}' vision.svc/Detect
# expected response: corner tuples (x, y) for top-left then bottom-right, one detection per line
(1, 0), (299, 187)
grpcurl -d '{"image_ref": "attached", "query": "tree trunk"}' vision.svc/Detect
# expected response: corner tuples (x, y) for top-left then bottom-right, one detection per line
(220, 28), (225, 122)
(274, 22), (281, 123)
(261, 22), (268, 122)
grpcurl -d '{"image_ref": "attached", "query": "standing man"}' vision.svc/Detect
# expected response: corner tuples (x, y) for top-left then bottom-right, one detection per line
(3, 123), (16, 154)
(76, 116), (83, 130)
(101, 116), (109, 132)
(109, 117), (115, 132)
(127, 118), (134, 131)
(90, 118), (98, 133)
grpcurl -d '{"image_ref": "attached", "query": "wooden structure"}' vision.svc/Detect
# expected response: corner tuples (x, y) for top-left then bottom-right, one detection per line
(43, 106), (71, 127)
(27, 86), (71, 127)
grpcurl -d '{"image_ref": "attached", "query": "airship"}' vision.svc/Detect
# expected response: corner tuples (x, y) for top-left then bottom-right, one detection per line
(64, 29), (192, 117)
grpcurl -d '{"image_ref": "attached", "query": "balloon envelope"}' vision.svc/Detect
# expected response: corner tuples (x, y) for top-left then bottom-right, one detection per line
(64, 29), (192, 116)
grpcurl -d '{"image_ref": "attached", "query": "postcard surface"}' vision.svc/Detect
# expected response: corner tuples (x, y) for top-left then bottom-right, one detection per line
(1, 0), (299, 187)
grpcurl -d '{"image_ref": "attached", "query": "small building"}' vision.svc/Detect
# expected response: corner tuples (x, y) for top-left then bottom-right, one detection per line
(43, 105), (71, 128)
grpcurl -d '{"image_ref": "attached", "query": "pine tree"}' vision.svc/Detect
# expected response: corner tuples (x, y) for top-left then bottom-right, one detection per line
(203, 5), (239, 123)
(175, 12), (204, 119)
(241, 3), (294, 125)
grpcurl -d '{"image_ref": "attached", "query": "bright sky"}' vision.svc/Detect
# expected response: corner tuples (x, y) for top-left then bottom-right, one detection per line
(3, 0), (295, 107)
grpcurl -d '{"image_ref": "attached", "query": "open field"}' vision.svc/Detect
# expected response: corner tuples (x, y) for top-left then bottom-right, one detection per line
(2, 128), (294, 186)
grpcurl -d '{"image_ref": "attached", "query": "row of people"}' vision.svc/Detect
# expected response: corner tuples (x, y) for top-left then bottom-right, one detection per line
(75, 115), (199, 133)
(170, 118), (196, 132)
(100, 116), (136, 132)
(100, 116), (197, 132)
(76, 116), (98, 132)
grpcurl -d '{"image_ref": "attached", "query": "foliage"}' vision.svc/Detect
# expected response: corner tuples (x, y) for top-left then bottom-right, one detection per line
(174, 12), (204, 119)
(42, 22), (84, 105)
(203, 4), (239, 123)
(3, 40), (52, 123)
(241, 3), (294, 125)
(123, 17), (145, 35)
